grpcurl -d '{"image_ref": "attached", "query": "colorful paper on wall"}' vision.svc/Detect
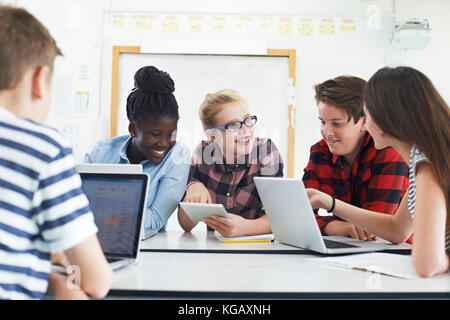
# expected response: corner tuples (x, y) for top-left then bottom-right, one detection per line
(259, 16), (274, 31)
(111, 13), (125, 28)
(132, 14), (155, 30)
(298, 18), (314, 36)
(341, 18), (356, 32)
(279, 17), (292, 36)
(188, 15), (204, 32)
(319, 18), (335, 35)
(163, 15), (180, 32)
(212, 16), (226, 31)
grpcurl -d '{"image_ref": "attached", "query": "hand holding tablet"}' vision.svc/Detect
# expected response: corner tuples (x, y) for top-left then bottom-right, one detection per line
(179, 202), (229, 222)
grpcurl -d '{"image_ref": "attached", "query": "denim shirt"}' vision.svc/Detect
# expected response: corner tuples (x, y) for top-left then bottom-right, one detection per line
(84, 135), (190, 231)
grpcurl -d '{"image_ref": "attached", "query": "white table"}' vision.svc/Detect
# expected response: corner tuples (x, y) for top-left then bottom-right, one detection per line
(139, 230), (304, 253)
(139, 230), (411, 254)
(109, 231), (450, 298)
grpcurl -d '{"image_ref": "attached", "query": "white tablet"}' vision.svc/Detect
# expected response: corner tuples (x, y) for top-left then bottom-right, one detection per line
(179, 202), (229, 222)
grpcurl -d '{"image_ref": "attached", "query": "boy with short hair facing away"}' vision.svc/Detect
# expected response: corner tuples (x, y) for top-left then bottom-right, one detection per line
(0, 5), (113, 299)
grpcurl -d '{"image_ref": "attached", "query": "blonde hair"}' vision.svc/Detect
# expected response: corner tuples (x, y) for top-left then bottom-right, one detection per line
(199, 89), (246, 129)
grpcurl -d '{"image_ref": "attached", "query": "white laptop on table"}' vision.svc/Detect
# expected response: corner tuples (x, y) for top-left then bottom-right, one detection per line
(79, 172), (148, 270)
(254, 177), (411, 255)
(76, 163), (143, 174)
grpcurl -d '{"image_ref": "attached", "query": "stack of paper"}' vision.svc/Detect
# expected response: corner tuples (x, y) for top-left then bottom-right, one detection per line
(214, 231), (274, 243)
(307, 252), (420, 279)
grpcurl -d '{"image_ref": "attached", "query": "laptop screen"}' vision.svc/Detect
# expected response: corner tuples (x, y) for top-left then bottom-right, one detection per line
(79, 173), (148, 258)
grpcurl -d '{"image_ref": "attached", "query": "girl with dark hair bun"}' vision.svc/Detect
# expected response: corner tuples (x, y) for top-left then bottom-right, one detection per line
(126, 66), (179, 125)
(307, 66), (450, 277)
(84, 66), (190, 234)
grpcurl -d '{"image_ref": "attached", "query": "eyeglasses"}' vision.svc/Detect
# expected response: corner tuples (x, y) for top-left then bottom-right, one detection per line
(214, 115), (258, 132)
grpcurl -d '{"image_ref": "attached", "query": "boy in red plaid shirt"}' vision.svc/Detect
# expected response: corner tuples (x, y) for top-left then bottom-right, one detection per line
(302, 76), (411, 243)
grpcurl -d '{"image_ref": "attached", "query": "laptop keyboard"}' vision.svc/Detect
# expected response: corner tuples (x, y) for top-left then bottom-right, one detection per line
(107, 257), (122, 263)
(323, 239), (358, 249)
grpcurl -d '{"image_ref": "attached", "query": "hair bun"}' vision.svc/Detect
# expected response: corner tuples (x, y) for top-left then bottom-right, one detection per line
(134, 66), (175, 94)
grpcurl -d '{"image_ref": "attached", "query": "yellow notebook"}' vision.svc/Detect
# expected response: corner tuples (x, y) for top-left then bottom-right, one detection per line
(214, 231), (274, 243)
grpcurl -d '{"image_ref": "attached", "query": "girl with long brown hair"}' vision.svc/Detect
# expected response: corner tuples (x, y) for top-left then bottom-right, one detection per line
(307, 66), (449, 277)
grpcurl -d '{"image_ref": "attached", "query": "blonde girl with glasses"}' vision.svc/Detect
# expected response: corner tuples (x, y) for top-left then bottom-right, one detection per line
(178, 89), (284, 237)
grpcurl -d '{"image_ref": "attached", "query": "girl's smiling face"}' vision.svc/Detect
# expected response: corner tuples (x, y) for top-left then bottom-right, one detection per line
(208, 100), (256, 164)
(129, 116), (178, 165)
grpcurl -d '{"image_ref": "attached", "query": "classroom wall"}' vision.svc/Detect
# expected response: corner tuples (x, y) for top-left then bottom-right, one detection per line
(4, 0), (450, 230)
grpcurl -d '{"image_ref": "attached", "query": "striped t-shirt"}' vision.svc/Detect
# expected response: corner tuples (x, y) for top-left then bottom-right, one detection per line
(408, 145), (450, 252)
(0, 106), (98, 300)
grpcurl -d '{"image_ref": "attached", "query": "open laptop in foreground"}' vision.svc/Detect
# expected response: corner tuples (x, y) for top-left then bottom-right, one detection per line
(77, 164), (156, 240)
(254, 177), (411, 255)
(80, 172), (149, 270)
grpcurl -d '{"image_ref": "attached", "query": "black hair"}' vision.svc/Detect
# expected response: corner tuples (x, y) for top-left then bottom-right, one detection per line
(126, 66), (179, 124)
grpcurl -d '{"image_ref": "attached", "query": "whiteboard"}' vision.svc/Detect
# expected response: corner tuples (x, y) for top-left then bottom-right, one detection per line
(115, 51), (293, 175)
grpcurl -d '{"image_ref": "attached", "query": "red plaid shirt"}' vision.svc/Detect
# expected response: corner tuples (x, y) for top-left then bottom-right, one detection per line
(187, 138), (283, 229)
(302, 133), (411, 243)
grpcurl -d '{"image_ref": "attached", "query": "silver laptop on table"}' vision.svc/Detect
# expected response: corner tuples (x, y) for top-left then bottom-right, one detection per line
(80, 172), (149, 270)
(254, 177), (411, 255)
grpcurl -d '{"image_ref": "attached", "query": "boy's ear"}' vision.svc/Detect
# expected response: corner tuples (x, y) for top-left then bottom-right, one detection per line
(360, 115), (367, 132)
(31, 66), (51, 100)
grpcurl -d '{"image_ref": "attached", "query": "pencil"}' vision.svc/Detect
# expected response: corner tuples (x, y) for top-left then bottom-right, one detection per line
(221, 239), (273, 243)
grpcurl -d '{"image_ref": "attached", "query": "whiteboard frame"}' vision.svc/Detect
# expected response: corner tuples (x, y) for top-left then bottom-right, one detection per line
(110, 46), (296, 177)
